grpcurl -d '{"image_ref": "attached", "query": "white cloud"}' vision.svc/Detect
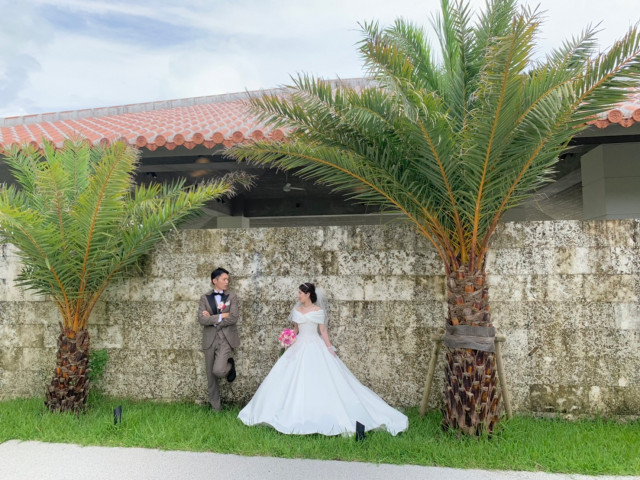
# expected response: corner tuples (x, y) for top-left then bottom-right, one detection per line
(2, 0), (640, 117)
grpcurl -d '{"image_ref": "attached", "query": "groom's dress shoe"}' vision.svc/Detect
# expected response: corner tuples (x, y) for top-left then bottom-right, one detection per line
(226, 358), (236, 383)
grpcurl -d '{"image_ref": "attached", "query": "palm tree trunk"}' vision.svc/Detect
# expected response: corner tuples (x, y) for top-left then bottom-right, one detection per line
(45, 325), (90, 413)
(442, 266), (500, 435)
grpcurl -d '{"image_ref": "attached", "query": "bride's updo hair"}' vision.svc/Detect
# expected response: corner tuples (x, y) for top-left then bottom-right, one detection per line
(299, 282), (317, 303)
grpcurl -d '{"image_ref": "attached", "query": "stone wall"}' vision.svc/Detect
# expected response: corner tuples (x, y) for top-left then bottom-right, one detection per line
(1, 220), (639, 417)
(489, 220), (640, 417)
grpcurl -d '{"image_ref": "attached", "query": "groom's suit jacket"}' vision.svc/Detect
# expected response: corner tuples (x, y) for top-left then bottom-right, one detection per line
(198, 290), (240, 350)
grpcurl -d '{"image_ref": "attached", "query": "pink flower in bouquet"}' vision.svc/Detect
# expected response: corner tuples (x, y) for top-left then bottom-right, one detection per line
(278, 328), (296, 349)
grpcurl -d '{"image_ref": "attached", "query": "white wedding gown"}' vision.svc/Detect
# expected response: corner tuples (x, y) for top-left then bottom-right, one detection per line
(237, 309), (408, 436)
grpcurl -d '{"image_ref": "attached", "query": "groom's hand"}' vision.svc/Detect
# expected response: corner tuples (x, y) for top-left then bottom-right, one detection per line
(202, 311), (210, 317)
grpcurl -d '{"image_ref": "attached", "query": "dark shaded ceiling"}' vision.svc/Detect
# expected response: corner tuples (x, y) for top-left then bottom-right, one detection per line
(0, 145), (377, 219)
(136, 148), (378, 218)
(2, 123), (639, 221)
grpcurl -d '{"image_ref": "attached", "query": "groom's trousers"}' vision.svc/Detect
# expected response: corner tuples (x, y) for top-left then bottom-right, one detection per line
(204, 331), (233, 411)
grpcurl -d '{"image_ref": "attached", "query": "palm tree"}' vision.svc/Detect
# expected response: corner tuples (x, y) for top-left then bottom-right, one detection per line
(0, 139), (245, 413)
(228, 0), (640, 434)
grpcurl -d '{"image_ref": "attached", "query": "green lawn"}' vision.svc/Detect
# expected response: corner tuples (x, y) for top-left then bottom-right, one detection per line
(1, 396), (638, 475)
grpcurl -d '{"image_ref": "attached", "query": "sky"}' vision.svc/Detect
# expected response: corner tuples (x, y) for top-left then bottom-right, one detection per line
(1, 0), (640, 118)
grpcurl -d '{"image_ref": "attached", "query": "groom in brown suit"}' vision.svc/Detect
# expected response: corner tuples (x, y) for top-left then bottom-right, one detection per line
(198, 267), (240, 411)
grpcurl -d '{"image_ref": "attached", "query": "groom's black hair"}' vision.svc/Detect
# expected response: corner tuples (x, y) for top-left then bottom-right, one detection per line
(211, 267), (229, 281)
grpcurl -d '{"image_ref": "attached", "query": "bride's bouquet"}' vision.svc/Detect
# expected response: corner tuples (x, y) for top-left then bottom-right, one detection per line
(278, 328), (296, 356)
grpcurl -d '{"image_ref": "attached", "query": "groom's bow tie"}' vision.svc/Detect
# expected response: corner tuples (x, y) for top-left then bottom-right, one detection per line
(213, 291), (224, 296)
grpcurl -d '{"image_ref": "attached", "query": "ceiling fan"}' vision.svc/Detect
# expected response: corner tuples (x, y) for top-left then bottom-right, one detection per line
(283, 173), (305, 192)
(283, 182), (305, 192)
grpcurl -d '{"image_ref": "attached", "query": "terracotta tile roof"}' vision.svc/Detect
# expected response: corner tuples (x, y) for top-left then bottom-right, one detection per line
(0, 90), (288, 152)
(0, 79), (371, 153)
(0, 78), (631, 153)
(589, 89), (640, 129)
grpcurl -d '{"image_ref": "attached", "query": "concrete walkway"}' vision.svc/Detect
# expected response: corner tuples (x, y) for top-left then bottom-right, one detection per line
(0, 440), (638, 480)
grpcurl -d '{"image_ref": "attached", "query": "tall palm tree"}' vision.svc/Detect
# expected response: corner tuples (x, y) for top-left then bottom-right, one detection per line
(229, 0), (640, 434)
(0, 139), (245, 413)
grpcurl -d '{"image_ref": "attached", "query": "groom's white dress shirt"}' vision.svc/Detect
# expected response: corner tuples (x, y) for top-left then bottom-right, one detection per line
(213, 291), (224, 323)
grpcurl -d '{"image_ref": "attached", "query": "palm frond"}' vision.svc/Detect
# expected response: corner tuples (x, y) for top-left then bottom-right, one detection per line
(228, 0), (640, 274)
(0, 140), (236, 330)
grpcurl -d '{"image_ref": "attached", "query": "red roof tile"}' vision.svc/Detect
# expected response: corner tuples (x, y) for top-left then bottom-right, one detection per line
(0, 90), (288, 152)
(1, 78), (628, 152)
(589, 89), (640, 129)
(0, 79), (370, 152)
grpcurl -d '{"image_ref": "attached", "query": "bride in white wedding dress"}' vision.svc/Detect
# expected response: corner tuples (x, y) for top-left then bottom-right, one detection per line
(238, 282), (408, 436)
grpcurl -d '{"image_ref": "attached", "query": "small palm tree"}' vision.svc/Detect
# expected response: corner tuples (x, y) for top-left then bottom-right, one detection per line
(229, 0), (640, 434)
(0, 139), (244, 413)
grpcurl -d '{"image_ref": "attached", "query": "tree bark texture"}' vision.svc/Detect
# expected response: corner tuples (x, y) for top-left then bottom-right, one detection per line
(442, 266), (500, 435)
(45, 326), (90, 413)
